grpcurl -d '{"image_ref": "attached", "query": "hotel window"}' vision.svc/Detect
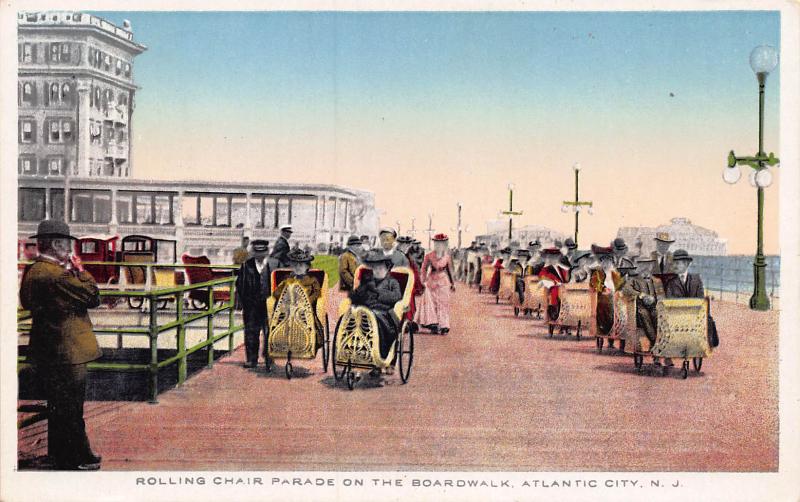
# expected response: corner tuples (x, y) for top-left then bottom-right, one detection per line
(22, 82), (35, 104)
(49, 121), (61, 143)
(21, 43), (33, 63)
(124, 63), (131, 77)
(62, 121), (73, 142)
(104, 54), (111, 70)
(90, 121), (102, 144)
(48, 157), (63, 175)
(49, 82), (60, 104)
(19, 119), (35, 143)
(95, 50), (102, 67)
(94, 87), (101, 109)
(61, 43), (70, 61)
(116, 59), (123, 74)
(50, 43), (60, 62)
(18, 156), (35, 175)
(19, 188), (46, 221)
(61, 83), (72, 104)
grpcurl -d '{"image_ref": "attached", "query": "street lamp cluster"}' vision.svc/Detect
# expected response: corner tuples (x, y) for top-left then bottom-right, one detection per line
(561, 162), (594, 248)
(723, 44), (780, 311)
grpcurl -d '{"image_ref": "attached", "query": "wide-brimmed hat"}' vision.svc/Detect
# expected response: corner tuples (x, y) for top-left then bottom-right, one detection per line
(564, 237), (577, 249)
(379, 227), (397, 237)
(541, 247), (562, 256)
(528, 239), (541, 247)
(396, 235), (413, 244)
(412, 239), (421, 245)
(672, 249), (693, 262)
(655, 232), (674, 243)
(612, 237), (628, 251)
(515, 249), (531, 257)
(347, 235), (362, 246)
(29, 220), (76, 240)
(280, 225), (293, 233)
(591, 244), (613, 256)
(500, 246), (512, 254)
(287, 248), (313, 263)
(363, 249), (393, 265)
(432, 233), (449, 242)
(251, 239), (269, 252)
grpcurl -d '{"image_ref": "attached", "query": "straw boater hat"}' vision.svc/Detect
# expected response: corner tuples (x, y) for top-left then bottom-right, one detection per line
(280, 225), (293, 234)
(432, 233), (449, 242)
(287, 248), (313, 263)
(379, 227), (397, 237)
(346, 235), (362, 246)
(654, 232), (674, 243)
(30, 220), (76, 240)
(363, 249), (393, 266)
(672, 249), (693, 262)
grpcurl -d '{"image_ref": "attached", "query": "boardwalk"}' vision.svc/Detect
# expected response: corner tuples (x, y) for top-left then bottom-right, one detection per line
(18, 286), (778, 471)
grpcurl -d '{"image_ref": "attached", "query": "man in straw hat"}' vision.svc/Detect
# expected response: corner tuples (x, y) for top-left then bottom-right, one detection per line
(651, 232), (675, 274)
(270, 225), (294, 268)
(19, 220), (103, 470)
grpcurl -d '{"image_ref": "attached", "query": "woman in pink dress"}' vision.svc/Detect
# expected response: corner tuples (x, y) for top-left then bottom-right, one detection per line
(416, 233), (456, 334)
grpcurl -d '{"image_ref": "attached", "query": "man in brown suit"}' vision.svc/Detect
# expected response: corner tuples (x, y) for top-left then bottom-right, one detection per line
(621, 257), (663, 348)
(338, 235), (362, 292)
(19, 220), (102, 470)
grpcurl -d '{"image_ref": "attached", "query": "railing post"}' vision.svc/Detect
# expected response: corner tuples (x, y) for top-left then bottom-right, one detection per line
(207, 285), (214, 368)
(228, 279), (236, 353)
(148, 294), (159, 404)
(176, 291), (186, 385)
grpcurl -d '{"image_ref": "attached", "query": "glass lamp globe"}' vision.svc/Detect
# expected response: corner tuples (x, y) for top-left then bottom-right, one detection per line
(572, 162), (582, 172)
(722, 165), (741, 184)
(748, 170), (758, 187)
(755, 168), (773, 188)
(575, 205), (582, 213)
(750, 45), (779, 75)
(588, 206), (594, 216)
(561, 204), (568, 213)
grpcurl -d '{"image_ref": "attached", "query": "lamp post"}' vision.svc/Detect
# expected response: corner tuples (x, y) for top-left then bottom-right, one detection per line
(501, 183), (523, 243)
(425, 214), (435, 249)
(723, 45), (780, 311)
(561, 162), (593, 247)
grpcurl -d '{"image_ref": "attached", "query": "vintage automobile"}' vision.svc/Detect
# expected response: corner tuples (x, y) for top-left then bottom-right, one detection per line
(76, 235), (120, 285)
(546, 282), (594, 340)
(266, 269), (330, 379)
(630, 297), (713, 379)
(331, 265), (415, 390)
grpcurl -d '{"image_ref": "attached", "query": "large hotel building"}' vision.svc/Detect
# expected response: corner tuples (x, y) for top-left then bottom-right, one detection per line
(16, 11), (380, 260)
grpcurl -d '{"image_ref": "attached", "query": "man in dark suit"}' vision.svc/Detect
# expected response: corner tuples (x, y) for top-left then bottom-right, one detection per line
(651, 232), (675, 274)
(19, 220), (103, 470)
(235, 240), (272, 369)
(664, 250), (704, 298)
(270, 225), (293, 268)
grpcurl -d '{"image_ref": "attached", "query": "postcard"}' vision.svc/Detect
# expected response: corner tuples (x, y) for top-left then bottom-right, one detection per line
(1, 0), (798, 501)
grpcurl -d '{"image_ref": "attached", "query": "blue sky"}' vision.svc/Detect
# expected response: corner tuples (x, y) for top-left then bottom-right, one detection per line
(93, 10), (781, 253)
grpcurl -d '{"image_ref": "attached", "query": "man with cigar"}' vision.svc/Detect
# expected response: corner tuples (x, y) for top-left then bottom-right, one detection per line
(20, 220), (103, 470)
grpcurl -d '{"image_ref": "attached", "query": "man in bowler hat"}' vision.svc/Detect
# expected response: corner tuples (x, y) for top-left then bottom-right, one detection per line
(236, 239), (272, 369)
(270, 225), (293, 268)
(19, 220), (103, 470)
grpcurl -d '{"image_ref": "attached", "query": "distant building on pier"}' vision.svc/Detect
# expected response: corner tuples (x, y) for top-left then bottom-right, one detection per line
(617, 217), (727, 257)
(477, 220), (568, 249)
(16, 11), (380, 260)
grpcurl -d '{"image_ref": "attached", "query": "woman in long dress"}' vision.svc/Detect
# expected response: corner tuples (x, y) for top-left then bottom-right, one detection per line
(416, 233), (456, 334)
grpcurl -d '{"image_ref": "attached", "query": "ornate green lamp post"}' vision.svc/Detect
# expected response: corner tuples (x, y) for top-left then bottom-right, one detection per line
(723, 45), (780, 311)
(561, 162), (593, 248)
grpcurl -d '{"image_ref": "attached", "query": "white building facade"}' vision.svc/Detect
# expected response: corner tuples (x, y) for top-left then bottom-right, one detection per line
(17, 11), (380, 260)
(617, 217), (727, 257)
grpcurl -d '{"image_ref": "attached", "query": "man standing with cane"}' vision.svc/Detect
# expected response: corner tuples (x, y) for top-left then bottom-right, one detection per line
(19, 220), (103, 471)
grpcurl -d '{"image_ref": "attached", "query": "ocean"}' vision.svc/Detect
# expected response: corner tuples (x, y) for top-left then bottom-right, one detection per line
(690, 255), (781, 296)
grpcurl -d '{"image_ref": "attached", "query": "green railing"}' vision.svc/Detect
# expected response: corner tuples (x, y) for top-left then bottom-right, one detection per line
(18, 262), (243, 404)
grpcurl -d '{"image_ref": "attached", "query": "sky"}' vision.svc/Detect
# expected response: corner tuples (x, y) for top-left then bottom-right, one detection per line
(95, 10), (781, 254)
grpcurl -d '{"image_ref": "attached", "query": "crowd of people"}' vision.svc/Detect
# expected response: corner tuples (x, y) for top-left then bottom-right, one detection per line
(453, 231), (717, 364)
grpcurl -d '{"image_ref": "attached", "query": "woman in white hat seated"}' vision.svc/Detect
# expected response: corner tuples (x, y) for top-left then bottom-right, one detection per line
(349, 250), (403, 361)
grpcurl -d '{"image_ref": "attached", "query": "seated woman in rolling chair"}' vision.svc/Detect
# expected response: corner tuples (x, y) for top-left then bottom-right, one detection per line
(349, 250), (403, 374)
(271, 248), (323, 349)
